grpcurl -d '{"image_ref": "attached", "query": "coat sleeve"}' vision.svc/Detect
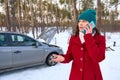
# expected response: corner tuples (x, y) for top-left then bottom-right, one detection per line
(84, 34), (106, 63)
(61, 36), (73, 63)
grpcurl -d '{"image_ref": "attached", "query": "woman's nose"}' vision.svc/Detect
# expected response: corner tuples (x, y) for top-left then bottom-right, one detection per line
(79, 22), (83, 26)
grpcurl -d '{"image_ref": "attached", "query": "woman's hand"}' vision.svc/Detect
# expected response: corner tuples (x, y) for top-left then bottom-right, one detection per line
(84, 23), (92, 34)
(52, 54), (65, 62)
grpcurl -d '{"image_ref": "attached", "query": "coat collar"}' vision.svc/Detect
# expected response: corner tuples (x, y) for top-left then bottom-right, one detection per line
(74, 35), (82, 46)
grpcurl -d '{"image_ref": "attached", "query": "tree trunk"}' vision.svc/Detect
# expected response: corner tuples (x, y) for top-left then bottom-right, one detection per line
(72, 0), (78, 34)
(40, 0), (44, 32)
(17, 0), (21, 32)
(11, 0), (19, 32)
(97, 0), (102, 30)
(5, 0), (11, 31)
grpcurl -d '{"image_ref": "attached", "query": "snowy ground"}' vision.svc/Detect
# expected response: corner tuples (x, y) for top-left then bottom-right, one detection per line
(0, 29), (120, 80)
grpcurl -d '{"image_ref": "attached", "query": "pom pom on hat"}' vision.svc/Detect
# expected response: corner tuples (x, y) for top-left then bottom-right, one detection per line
(78, 9), (96, 27)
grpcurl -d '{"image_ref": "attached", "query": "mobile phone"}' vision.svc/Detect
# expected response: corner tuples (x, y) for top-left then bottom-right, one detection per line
(82, 21), (95, 34)
(90, 21), (95, 29)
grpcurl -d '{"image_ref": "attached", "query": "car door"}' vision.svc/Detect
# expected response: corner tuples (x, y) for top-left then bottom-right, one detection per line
(0, 33), (12, 69)
(10, 34), (44, 67)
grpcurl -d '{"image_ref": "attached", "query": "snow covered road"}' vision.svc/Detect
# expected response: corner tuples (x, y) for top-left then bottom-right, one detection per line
(0, 63), (71, 80)
(0, 30), (120, 80)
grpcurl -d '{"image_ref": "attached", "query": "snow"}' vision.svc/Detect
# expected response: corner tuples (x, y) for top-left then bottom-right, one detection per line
(0, 29), (120, 80)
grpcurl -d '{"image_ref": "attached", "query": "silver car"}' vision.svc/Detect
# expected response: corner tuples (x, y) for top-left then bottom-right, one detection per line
(0, 32), (63, 73)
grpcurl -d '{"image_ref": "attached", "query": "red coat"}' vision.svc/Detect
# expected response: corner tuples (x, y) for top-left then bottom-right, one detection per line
(62, 33), (106, 80)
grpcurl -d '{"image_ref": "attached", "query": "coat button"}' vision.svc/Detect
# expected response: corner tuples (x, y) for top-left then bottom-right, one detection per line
(80, 47), (83, 51)
(80, 68), (83, 72)
(80, 57), (83, 61)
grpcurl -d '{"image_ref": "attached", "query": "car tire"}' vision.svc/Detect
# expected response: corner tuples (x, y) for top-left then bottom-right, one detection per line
(46, 53), (58, 66)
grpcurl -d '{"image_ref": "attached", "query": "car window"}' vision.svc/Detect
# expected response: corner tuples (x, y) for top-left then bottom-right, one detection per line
(10, 34), (36, 46)
(0, 34), (8, 46)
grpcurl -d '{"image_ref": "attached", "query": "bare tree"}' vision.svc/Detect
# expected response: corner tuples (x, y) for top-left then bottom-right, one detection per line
(10, 0), (19, 32)
(5, 0), (11, 31)
(97, 0), (102, 30)
(72, 0), (77, 34)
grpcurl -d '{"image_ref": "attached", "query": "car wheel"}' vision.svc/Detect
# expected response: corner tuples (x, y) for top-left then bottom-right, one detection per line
(46, 53), (58, 66)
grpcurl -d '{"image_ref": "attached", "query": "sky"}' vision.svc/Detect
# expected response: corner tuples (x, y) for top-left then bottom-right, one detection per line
(0, 28), (120, 80)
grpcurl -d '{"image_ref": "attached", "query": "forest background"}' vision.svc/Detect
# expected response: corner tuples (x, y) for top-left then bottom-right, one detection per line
(0, 0), (120, 37)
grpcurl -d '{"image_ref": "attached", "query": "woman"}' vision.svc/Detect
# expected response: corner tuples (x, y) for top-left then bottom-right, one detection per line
(53, 9), (106, 80)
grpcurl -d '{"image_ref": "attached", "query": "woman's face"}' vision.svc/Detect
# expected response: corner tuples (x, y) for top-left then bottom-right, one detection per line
(78, 20), (89, 32)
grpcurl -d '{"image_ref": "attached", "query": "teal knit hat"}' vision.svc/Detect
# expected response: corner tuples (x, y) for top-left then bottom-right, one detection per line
(78, 9), (96, 27)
